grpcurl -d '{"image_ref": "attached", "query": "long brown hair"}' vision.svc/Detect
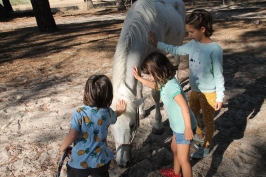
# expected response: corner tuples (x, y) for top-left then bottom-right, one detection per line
(83, 74), (113, 108)
(141, 52), (177, 89)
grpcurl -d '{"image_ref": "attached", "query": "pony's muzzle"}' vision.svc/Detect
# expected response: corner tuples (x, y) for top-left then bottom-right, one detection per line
(116, 144), (132, 167)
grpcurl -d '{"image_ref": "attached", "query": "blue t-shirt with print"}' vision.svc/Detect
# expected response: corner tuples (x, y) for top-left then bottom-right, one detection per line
(67, 106), (117, 169)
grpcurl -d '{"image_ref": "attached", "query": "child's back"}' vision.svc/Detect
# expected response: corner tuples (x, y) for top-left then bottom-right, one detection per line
(60, 74), (127, 177)
(68, 106), (117, 169)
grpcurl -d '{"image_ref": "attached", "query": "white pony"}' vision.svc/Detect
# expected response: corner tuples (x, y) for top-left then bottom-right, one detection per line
(111, 0), (186, 167)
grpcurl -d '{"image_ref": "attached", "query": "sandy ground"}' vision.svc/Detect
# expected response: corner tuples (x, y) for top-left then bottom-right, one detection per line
(0, 0), (266, 177)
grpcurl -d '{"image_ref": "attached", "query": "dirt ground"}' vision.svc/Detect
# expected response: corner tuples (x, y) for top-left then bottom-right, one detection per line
(0, 0), (266, 177)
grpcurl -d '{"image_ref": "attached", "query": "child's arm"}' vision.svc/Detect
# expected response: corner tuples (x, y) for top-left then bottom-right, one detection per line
(173, 94), (193, 140)
(132, 67), (157, 89)
(115, 99), (127, 117)
(148, 31), (187, 56)
(212, 45), (225, 110)
(60, 129), (78, 153)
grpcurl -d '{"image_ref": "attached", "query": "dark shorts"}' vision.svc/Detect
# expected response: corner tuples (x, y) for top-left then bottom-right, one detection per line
(67, 161), (110, 177)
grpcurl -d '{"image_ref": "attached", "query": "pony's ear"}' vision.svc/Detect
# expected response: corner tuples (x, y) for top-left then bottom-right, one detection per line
(133, 96), (147, 107)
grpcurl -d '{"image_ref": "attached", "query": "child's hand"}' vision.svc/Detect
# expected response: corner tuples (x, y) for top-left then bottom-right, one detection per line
(184, 128), (194, 141)
(133, 67), (141, 80)
(148, 31), (158, 47)
(60, 148), (66, 155)
(215, 102), (223, 111)
(116, 99), (127, 117)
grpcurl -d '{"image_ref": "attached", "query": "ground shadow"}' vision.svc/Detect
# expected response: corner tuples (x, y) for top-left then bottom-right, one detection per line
(1, 1), (266, 176)
(0, 19), (123, 64)
(205, 76), (265, 176)
(0, 18), (123, 110)
(117, 118), (174, 177)
(189, 31), (265, 175)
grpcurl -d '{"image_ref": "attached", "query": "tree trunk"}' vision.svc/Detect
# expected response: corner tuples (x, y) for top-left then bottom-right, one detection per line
(30, 0), (58, 32)
(1, 0), (14, 18)
(0, 4), (4, 18)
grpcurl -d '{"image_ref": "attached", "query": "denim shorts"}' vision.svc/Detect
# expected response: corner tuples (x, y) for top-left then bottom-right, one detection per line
(173, 129), (196, 145)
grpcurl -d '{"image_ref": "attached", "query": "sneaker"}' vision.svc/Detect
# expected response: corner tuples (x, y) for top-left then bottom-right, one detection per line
(159, 168), (182, 177)
(194, 143), (202, 149)
(193, 134), (204, 143)
(191, 147), (210, 159)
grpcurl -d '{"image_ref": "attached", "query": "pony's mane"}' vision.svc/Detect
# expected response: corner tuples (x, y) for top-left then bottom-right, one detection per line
(112, 0), (158, 95)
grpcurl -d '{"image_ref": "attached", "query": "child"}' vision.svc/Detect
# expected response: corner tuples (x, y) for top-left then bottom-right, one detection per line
(60, 74), (127, 177)
(148, 9), (225, 159)
(133, 52), (197, 177)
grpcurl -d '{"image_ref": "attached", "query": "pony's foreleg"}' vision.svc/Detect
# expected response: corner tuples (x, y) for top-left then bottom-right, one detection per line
(151, 89), (164, 135)
(176, 55), (189, 83)
(137, 80), (145, 119)
(167, 54), (181, 80)
(173, 55), (181, 67)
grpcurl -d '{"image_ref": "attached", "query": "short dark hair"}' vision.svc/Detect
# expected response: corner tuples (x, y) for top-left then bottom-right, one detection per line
(185, 9), (214, 37)
(141, 51), (177, 89)
(83, 74), (113, 108)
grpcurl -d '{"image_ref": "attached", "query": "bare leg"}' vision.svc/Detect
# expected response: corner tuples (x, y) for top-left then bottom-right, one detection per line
(171, 136), (181, 175)
(176, 143), (192, 177)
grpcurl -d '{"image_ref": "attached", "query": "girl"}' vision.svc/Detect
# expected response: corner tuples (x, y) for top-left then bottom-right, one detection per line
(60, 74), (127, 177)
(148, 9), (225, 159)
(133, 52), (197, 177)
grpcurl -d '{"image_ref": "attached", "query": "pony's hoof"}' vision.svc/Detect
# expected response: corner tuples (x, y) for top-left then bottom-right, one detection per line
(152, 127), (165, 135)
